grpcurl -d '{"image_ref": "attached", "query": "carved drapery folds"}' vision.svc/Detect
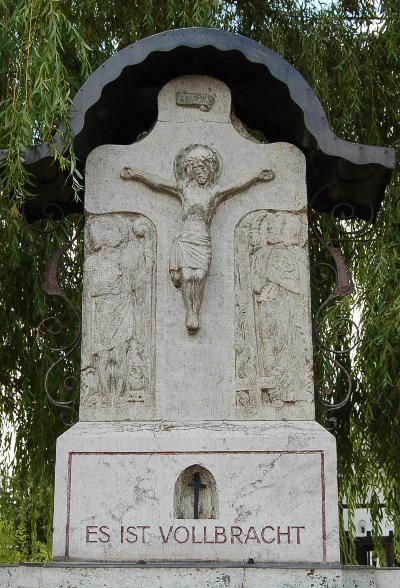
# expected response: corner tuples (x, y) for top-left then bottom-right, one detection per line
(235, 210), (313, 415)
(121, 142), (274, 335)
(80, 213), (156, 411)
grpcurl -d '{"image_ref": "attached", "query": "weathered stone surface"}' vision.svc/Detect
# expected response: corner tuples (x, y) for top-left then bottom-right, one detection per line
(80, 213), (156, 416)
(52, 421), (339, 563)
(50, 74), (341, 573)
(3, 563), (400, 588)
(0, 566), (17, 588)
(234, 210), (313, 418)
(80, 75), (313, 422)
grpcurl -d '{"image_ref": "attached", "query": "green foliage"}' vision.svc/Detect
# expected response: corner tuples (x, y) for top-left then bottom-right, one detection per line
(0, 207), (82, 562)
(0, 0), (399, 564)
(0, 509), (50, 563)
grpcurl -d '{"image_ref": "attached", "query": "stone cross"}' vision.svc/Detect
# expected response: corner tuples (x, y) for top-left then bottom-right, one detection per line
(79, 75), (314, 423)
(53, 75), (339, 566)
(188, 472), (207, 519)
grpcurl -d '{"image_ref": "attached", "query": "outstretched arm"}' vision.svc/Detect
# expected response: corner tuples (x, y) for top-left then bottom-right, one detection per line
(120, 166), (180, 198)
(214, 168), (275, 206)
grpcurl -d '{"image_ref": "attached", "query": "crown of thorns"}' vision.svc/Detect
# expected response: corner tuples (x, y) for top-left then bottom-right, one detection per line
(175, 144), (221, 183)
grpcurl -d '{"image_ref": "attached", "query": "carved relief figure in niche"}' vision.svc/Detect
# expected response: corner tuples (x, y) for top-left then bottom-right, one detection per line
(121, 144), (274, 334)
(82, 214), (155, 408)
(252, 212), (307, 381)
(235, 210), (309, 409)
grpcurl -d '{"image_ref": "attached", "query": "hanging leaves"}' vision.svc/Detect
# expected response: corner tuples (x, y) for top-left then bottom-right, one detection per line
(0, 0), (399, 563)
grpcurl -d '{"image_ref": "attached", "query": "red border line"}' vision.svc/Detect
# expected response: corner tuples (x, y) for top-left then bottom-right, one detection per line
(320, 451), (327, 562)
(68, 450), (320, 455)
(65, 450), (327, 562)
(65, 452), (73, 558)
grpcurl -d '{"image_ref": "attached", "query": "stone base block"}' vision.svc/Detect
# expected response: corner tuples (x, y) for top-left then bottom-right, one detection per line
(3, 563), (400, 588)
(53, 421), (339, 563)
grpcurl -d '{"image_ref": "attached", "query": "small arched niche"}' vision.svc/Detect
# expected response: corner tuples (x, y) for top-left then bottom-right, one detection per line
(174, 465), (218, 519)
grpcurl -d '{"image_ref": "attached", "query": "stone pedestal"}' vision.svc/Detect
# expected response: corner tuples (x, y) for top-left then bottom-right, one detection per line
(3, 563), (400, 588)
(53, 421), (339, 563)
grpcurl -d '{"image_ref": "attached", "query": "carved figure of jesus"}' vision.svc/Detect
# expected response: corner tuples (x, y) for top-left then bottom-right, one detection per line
(121, 144), (274, 334)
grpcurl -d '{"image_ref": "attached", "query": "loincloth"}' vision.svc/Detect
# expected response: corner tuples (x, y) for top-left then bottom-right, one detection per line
(169, 229), (211, 271)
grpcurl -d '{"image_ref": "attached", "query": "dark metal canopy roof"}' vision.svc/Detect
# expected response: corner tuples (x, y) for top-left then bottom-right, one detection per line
(1, 27), (395, 221)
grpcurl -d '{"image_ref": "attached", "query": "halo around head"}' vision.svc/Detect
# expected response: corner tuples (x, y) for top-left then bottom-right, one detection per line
(174, 144), (222, 186)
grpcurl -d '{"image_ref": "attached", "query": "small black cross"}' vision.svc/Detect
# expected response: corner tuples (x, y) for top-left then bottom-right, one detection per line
(188, 472), (206, 519)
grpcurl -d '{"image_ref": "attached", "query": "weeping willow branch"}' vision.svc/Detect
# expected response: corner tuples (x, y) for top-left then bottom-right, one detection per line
(0, 0), (399, 563)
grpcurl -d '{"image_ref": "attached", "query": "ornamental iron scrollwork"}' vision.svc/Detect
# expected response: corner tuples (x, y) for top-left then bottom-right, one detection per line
(24, 178), (372, 430)
(308, 180), (374, 430)
(23, 203), (83, 425)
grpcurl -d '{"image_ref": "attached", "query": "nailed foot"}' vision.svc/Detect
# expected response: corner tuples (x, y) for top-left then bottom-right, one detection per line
(186, 312), (199, 335)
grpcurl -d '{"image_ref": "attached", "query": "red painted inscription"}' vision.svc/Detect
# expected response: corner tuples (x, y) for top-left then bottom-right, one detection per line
(120, 526), (150, 543)
(158, 525), (304, 545)
(84, 524), (305, 546)
(85, 525), (110, 543)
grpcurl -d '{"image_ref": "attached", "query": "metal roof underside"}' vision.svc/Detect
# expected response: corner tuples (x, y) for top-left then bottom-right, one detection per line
(1, 28), (395, 222)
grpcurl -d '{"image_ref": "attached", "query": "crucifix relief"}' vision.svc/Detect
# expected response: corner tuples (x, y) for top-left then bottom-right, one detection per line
(121, 144), (274, 334)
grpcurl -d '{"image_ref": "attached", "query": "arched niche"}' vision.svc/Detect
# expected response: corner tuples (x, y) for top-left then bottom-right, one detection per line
(174, 465), (218, 519)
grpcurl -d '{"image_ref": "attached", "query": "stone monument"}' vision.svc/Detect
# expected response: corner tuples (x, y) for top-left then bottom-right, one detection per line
(52, 74), (340, 566)
(0, 27), (397, 588)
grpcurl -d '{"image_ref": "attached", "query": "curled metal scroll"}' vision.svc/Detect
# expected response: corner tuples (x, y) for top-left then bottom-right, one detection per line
(22, 202), (66, 234)
(309, 181), (373, 429)
(24, 203), (83, 425)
